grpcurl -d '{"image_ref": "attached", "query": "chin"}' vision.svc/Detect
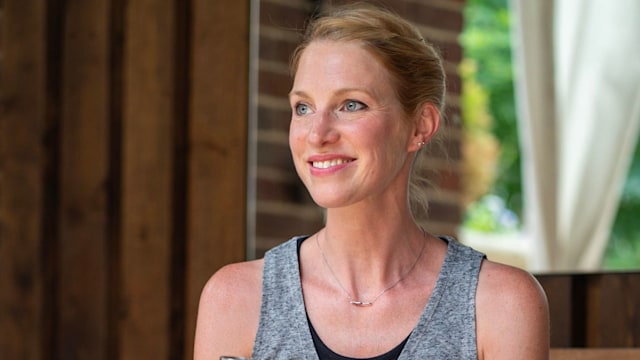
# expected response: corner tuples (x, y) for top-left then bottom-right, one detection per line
(308, 191), (356, 209)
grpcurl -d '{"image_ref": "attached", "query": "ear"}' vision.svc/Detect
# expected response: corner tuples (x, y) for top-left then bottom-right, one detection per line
(408, 102), (440, 152)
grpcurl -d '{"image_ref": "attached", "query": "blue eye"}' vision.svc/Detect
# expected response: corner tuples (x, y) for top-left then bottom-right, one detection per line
(295, 103), (310, 116)
(344, 100), (367, 112)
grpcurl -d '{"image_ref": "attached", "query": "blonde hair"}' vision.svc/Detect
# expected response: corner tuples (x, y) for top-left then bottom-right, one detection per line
(290, 2), (447, 222)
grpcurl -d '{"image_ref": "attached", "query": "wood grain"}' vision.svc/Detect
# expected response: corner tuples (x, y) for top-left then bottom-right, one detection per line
(120, 0), (175, 358)
(0, 1), (47, 359)
(57, 0), (111, 358)
(185, 0), (250, 358)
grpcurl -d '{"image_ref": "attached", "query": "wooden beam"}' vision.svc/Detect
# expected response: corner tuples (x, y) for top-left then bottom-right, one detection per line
(0, 1), (48, 359)
(185, 0), (250, 358)
(57, 0), (111, 358)
(551, 348), (640, 360)
(537, 275), (574, 347)
(119, 0), (175, 358)
(588, 274), (640, 347)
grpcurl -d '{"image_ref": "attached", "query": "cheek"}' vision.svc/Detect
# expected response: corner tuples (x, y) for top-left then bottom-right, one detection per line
(371, 121), (405, 148)
(288, 122), (309, 163)
(288, 124), (302, 150)
(376, 124), (411, 163)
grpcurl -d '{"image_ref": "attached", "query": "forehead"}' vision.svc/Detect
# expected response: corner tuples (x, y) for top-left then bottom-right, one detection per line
(293, 40), (395, 93)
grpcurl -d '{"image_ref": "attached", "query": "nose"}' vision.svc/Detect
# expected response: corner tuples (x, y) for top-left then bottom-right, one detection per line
(308, 110), (339, 146)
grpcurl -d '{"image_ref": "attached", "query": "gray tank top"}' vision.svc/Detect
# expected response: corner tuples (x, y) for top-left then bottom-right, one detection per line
(252, 235), (485, 359)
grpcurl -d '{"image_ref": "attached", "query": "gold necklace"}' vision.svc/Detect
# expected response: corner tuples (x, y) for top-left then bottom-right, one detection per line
(316, 230), (426, 307)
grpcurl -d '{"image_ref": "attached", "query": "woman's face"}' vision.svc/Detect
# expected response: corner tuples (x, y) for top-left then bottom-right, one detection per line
(288, 40), (417, 209)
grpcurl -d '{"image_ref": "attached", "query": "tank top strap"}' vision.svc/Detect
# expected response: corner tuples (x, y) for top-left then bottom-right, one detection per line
(252, 236), (319, 359)
(399, 236), (485, 359)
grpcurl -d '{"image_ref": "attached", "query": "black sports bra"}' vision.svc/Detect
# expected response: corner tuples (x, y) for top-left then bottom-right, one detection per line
(308, 317), (409, 360)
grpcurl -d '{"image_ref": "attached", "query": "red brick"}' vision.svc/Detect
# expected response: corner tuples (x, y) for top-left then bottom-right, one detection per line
(260, 1), (310, 30)
(438, 167), (462, 191)
(257, 141), (293, 168)
(399, 3), (464, 32)
(425, 200), (463, 223)
(256, 210), (324, 239)
(258, 106), (291, 132)
(258, 69), (292, 97)
(257, 177), (309, 203)
(259, 35), (299, 64)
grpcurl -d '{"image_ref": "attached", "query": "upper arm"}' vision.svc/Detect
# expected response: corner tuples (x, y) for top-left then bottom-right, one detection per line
(476, 260), (550, 360)
(193, 260), (263, 360)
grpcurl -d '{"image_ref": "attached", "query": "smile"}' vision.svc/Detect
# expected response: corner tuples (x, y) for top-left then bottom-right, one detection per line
(311, 158), (353, 169)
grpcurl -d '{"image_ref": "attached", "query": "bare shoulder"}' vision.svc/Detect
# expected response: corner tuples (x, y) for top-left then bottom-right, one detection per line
(476, 259), (550, 360)
(194, 260), (264, 360)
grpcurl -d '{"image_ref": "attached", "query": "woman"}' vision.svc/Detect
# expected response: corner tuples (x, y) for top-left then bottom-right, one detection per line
(194, 3), (549, 359)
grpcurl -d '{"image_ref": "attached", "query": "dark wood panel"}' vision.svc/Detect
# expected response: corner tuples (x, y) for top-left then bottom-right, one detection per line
(538, 272), (640, 348)
(589, 273), (640, 347)
(0, 1), (48, 360)
(57, 1), (111, 358)
(551, 348), (640, 360)
(185, 0), (250, 358)
(537, 275), (573, 347)
(119, 0), (175, 358)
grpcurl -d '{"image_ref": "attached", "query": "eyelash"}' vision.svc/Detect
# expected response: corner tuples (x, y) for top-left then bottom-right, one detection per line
(293, 99), (368, 116)
(342, 100), (367, 112)
(294, 103), (310, 116)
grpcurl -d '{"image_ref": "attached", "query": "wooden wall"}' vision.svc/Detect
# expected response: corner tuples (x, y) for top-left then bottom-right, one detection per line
(537, 272), (640, 348)
(0, 1), (249, 359)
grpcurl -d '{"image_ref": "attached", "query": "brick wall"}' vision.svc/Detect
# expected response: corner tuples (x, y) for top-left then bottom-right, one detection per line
(252, 0), (466, 257)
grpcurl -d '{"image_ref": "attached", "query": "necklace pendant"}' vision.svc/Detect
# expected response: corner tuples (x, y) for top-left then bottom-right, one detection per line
(350, 300), (373, 307)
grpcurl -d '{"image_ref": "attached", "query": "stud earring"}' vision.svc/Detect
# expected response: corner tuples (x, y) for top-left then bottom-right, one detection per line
(417, 141), (426, 147)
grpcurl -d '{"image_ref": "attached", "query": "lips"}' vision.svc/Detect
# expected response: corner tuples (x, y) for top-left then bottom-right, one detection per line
(311, 158), (354, 169)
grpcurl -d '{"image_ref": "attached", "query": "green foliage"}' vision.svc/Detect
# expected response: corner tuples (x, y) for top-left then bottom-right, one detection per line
(603, 138), (640, 270)
(461, 0), (640, 269)
(460, 0), (522, 233)
(460, 0), (522, 217)
(460, 59), (492, 133)
(459, 59), (500, 206)
(464, 195), (519, 233)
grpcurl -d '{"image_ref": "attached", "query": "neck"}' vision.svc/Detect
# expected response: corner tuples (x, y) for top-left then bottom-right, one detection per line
(317, 208), (427, 303)
(323, 199), (419, 252)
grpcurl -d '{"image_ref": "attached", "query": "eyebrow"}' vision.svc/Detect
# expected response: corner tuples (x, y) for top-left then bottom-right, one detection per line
(288, 88), (373, 99)
(288, 90), (307, 99)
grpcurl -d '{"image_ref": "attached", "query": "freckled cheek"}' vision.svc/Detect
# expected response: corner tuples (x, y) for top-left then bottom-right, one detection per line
(289, 119), (311, 139)
(288, 128), (306, 160)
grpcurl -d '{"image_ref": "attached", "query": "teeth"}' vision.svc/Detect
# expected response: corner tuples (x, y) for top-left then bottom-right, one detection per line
(312, 159), (352, 169)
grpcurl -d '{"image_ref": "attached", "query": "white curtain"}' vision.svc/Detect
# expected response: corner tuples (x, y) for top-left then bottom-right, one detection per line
(511, 0), (640, 272)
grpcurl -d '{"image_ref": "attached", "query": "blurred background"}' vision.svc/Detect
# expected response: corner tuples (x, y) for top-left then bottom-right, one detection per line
(459, 0), (640, 273)
(1, 0), (638, 359)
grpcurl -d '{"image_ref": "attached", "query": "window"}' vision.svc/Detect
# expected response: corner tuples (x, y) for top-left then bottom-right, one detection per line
(459, 0), (640, 271)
